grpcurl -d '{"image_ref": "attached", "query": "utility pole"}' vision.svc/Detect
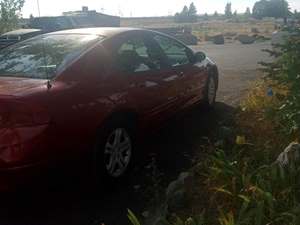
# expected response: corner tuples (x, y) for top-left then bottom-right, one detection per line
(37, 0), (41, 17)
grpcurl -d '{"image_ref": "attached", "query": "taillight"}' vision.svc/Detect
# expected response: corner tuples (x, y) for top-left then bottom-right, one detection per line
(0, 99), (50, 129)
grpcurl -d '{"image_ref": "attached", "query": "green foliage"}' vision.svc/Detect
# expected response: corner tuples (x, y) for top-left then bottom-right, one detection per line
(200, 25), (300, 225)
(203, 146), (300, 225)
(0, 0), (25, 33)
(252, 0), (289, 19)
(245, 7), (251, 17)
(261, 26), (300, 135)
(225, 3), (232, 18)
(127, 209), (205, 225)
(128, 209), (142, 225)
(175, 2), (198, 23)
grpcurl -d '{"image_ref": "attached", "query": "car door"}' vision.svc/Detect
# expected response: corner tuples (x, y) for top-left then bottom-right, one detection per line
(152, 34), (208, 110)
(109, 32), (180, 130)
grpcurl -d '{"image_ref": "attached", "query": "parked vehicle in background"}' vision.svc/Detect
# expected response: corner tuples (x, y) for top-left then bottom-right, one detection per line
(0, 29), (42, 49)
(0, 28), (218, 190)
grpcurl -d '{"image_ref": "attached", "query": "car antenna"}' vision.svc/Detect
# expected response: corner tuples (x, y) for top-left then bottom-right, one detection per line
(37, 0), (52, 90)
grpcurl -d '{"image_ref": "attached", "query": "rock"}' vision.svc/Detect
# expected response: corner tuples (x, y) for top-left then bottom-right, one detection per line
(166, 172), (189, 199)
(212, 34), (225, 45)
(255, 35), (270, 42)
(175, 34), (198, 45)
(237, 34), (256, 44)
(224, 32), (237, 37)
(142, 211), (150, 218)
(204, 35), (213, 42)
(166, 189), (186, 211)
(251, 27), (259, 33)
(271, 31), (290, 46)
(166, 172), (191, 211)
(277, 142), (300, 167)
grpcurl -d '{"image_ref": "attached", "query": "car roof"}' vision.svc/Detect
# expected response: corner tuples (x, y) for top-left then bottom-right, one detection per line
(48, 27), (146, 38)
(1, 29), (42, 36)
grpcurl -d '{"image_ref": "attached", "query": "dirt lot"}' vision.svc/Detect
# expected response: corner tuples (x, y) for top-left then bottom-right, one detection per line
(0, 42), (271, 225)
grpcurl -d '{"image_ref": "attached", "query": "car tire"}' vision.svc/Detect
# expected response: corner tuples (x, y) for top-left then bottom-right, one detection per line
(93, 118), (135, 186)
(203, 75), (217, 108)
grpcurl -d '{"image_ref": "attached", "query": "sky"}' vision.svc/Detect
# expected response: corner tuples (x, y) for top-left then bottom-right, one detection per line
(21, 0), (300, 18)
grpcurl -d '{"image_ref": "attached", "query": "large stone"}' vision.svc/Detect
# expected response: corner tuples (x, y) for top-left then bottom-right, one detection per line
(251, 27), (259, 33)
(224, 32), (237, 37)
(212, 34), (225, 45)
(237, 34), (256, 44)
(166, 172), (191, 211)
(175, 34), (198, 45)
(277, 142), (300, 167)
(271, 31), (290, 46)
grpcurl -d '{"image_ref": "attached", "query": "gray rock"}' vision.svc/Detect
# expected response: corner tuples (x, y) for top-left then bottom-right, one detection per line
(277, 142), (300, 167)
(251, 27), (259, 33)
(175, 34), (198, 45)
(237, 34), (256, 44)
(212, 34), (225, 45)
(166, 189), (186, 211)
(166, 172), (190, 199)
(166, 172), (191, 211)
(224, 32), (237, 37)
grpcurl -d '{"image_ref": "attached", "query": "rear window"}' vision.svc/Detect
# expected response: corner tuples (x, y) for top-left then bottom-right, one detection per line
(0, 34), (102, 79)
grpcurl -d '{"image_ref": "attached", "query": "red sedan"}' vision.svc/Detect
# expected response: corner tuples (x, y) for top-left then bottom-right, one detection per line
(0, 28), (218, 189)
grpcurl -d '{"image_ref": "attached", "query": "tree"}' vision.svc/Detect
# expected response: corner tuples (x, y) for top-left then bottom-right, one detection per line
(181, 5), (189, 16)
(174, 2), (198, 23)
(203, 12), (209, 20)
(188, 2), (197, 16)
(252, 0), (289, 19)
(214, 11), (219, 17)
(245, 7), (251, 16)
(188, 2), (197, 22)
(0, 0), (25, 33)
(294, 10), (300, 20)
(225, 2), (232, 18)
(233, 10), (237, 17)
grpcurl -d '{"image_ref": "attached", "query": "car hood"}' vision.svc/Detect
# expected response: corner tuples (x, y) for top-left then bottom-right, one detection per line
(0, 77), (47, 96)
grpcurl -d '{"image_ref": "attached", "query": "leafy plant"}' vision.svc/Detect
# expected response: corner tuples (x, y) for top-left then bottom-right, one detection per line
(261, 26), (300, 136)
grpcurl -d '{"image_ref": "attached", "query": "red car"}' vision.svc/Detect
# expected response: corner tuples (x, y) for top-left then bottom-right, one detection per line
(0, 28), (218, 190)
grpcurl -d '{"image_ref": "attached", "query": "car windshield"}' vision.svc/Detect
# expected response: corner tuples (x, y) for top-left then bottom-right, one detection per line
(0, 34), (102, 79)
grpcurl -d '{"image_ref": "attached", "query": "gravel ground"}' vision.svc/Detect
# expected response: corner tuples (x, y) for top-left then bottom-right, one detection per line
(194, 41), (272, 105)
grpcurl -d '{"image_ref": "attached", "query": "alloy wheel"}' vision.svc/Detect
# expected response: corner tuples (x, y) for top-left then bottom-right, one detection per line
(103, 128), (132, 178)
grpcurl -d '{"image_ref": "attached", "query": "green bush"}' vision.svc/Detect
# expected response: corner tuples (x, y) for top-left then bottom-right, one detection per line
(261, 26), (300, 136)
(204, 147), (300, 225)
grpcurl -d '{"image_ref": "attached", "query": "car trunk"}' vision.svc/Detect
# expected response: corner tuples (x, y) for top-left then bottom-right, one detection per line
(0, 77), (47, 96)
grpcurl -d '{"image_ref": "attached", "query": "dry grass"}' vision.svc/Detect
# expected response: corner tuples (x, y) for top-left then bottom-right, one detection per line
(170, 79), (291, 222)
(237, 79), (290, 150)
(121, 17), (276, 41)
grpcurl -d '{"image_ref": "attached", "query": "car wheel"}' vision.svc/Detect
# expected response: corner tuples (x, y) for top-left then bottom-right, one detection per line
(204, 75), (217, 108)
(93, 120), (135, 183)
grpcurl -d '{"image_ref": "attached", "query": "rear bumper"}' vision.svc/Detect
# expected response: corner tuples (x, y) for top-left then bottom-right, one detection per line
(0, 125), (50, 191)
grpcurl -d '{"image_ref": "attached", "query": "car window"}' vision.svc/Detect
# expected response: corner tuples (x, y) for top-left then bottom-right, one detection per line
(116, 37), (162, 73)
(0, 34), (102, 79)
(153, 35), (191, 67)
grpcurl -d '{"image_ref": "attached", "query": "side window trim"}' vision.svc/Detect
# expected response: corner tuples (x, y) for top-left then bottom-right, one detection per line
(153, 34), (195, 68)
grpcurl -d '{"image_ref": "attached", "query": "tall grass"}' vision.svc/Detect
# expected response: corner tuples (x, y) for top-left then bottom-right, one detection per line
(128, 25), (300, 225)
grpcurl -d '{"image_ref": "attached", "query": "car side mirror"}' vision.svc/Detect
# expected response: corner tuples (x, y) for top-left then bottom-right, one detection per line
(195, 51), (206, 62)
